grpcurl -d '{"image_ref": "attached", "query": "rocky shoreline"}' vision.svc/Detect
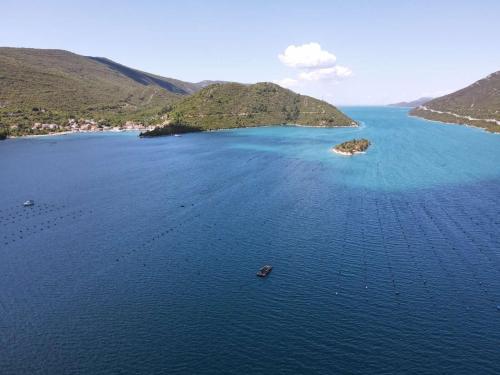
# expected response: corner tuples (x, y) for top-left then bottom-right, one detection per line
(331, 148), (366, 156)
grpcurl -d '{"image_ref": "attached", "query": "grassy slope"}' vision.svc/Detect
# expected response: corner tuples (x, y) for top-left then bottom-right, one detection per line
(410, 71), (500, 132)
(0, 48), (199, 131)
(151, 82), (355, 132)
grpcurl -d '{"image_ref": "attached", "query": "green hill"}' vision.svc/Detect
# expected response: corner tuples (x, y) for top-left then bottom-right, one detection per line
(0, 48), (355, 137)
(141, 82), (356, 136)
(410, 71), (500, 132)
(0, 47), (200, 133)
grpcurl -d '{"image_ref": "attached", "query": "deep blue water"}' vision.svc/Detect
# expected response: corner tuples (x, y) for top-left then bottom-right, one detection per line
(1, 107), (499, 374)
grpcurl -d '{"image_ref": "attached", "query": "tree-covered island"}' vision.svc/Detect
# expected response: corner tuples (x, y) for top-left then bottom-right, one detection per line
(332, 139), (371, 155)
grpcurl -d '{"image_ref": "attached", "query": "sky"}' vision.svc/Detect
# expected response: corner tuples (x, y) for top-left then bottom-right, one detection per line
(2, 0), (499, 105)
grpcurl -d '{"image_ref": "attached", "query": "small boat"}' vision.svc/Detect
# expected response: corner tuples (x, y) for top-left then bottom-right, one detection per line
(256, 265), (272, 277)
(173, 134), (182, 137)
(23, 200), (35, 207)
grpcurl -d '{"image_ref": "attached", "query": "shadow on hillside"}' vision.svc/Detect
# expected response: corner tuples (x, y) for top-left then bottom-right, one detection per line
(88, 56), (189, 95)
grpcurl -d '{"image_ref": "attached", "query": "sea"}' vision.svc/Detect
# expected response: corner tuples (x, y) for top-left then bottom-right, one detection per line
(1, 107), (499, 374)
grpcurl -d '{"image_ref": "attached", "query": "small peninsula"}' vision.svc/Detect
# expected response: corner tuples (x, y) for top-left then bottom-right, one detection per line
(332, 139), (371, 155)
(139, 82), (357, 137)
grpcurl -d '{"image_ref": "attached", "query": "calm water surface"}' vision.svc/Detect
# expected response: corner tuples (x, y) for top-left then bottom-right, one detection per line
(1, 107), (499, 374)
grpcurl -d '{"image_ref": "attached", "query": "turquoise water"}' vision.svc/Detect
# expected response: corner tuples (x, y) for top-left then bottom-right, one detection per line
(230, 107), (500, 190)
(1, 107), (499, 374)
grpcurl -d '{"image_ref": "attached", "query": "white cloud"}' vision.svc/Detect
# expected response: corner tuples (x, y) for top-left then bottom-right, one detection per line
(298, 65), (352, 81)
(278, 42), (336, 69)
(273, 77), (298, 88)
(275, 43), (352, 90)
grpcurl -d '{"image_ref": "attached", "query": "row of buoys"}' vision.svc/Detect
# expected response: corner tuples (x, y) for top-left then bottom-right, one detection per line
(356, 193), (370, 293)
(374, 199), (400, 298)
(106, 205), (201, 268)
(438, 200), (500, 272)
(334, 197), (354, 295)
(336, 191), (500, 311)
(1, 202), (65, 214)
(429, 203), (499, 304)
(388, 197), (438, 308)
(405, 200), (494, 314)
(0, 202), (51, 214)
(2, 209), (92, 247)
(0, 204), (67, 225)
(440, 200), (500, 304)
(447, 200), (500, 263)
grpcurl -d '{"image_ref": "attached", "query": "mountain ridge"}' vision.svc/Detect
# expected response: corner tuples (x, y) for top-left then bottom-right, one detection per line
(389, 97), (433, 108)
(411, 71), (500, 132)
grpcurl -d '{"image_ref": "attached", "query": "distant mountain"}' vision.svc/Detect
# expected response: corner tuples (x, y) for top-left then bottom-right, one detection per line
(0, 47), (200, 132)
(389, 97), (432, 108)
(141, 82), (356, 136)
(195, 80), (232, 89)
(411, 71), (500, 132)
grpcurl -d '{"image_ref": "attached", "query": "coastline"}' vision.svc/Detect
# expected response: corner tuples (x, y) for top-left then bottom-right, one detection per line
(7, 122), (358, 139)
(330, 148), (366, 156)
(7, 129), (141, 139)
(206, 122), (358, 132)
(141, 122), (360, 137)
(291, 122), (358, 129)
(417, 106), (500, 126)
(409, 113), (500, 135)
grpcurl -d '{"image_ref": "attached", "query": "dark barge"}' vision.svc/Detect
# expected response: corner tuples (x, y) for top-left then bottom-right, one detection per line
(256, 265), (272, 277)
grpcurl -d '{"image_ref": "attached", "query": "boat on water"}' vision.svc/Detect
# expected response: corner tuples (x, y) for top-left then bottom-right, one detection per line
(174, 134), (182, 137)
(256, 265), (272, 277)
(23, 200), (34, 207)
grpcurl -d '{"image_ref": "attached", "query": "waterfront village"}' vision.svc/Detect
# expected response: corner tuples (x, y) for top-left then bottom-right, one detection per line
(27, 119), (156, 134)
